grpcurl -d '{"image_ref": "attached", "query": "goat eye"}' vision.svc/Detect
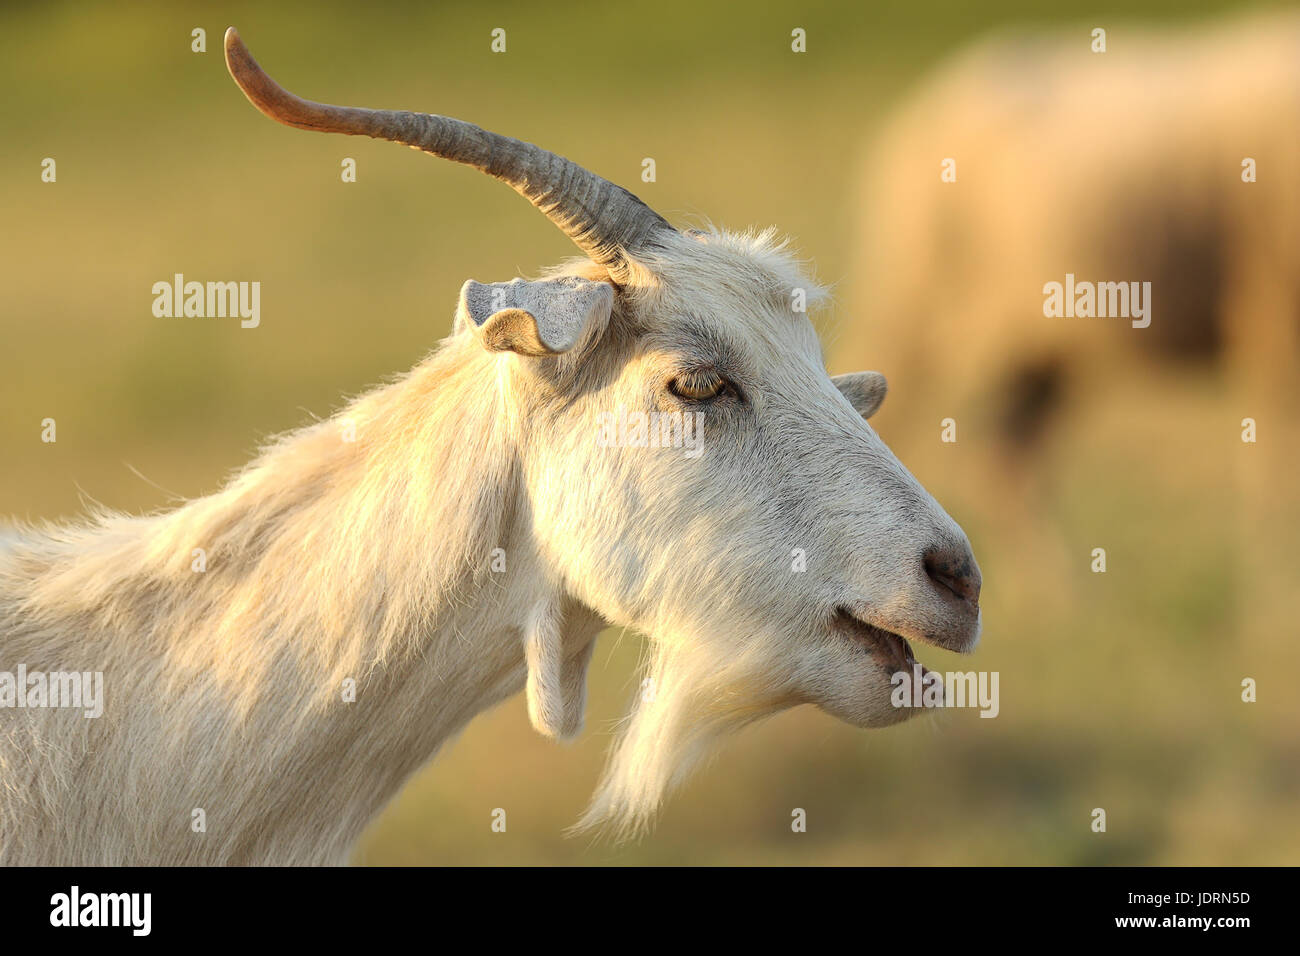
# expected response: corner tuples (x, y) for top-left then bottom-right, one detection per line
(668, 370), (727, 401)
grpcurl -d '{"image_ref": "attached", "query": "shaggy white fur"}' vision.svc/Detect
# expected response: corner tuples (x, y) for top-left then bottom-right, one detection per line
(0, 31), (982, 863)
(1, 231), (978, 863)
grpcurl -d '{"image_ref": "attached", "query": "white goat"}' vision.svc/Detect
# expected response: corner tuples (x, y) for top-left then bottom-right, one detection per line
(0, 28), (981, 865)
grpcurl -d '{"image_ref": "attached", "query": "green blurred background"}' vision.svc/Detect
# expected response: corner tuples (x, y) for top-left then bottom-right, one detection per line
(2, 0), (1296, 864)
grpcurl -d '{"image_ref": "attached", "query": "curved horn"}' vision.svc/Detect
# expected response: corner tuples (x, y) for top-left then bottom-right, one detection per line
(224, 27), (672, 276)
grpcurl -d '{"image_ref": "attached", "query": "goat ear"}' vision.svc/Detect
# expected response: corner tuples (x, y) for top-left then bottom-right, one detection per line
(456, 276), (613, 356)
(832, 371), (888, 419)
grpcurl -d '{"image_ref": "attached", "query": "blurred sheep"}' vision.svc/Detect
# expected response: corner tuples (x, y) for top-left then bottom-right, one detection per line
(850, 11), (1300, 451)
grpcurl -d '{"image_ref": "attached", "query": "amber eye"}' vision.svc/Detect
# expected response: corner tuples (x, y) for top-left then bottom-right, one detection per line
(668, 370), (727, 401)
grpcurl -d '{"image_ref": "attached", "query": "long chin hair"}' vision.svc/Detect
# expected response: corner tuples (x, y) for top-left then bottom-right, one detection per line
(573, 634), (796, 841)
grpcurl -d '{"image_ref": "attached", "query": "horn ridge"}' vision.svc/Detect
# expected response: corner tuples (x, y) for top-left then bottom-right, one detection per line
(224, 27), (672, 274)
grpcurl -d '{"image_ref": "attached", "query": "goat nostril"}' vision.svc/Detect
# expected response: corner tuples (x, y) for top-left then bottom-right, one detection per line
(923, 547), (981, 607)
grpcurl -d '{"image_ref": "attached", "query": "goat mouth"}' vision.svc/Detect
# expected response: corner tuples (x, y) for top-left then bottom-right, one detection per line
(833, 607), (928, 677)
